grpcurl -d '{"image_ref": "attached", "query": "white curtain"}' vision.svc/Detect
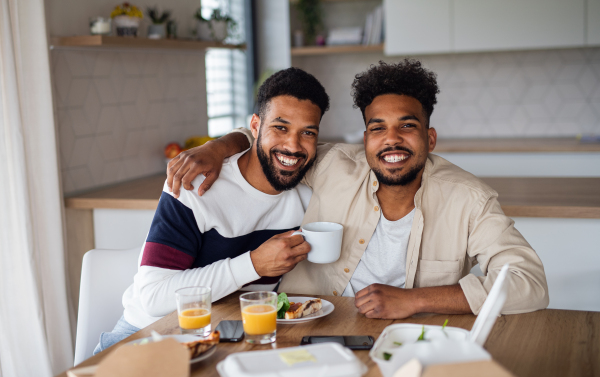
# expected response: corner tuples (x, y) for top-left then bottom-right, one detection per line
(0, 0), (73, 375)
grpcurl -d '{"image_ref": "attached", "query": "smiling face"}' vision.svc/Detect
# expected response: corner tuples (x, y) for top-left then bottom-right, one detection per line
(363, 94), (437, 186)
(251, 95), (321, 192)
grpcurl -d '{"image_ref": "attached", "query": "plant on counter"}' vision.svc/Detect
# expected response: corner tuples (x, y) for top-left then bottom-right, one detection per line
(111, 2), (143, 37)
(194, 7), (211, 40)
(146, 6), (171, 39)
(294, 0), (322, 45)
(146, 6), (170, 24)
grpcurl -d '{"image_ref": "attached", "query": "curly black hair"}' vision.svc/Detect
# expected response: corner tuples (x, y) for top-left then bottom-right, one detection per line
(257, 67), (330, 121)
(351, 59), (439, 126)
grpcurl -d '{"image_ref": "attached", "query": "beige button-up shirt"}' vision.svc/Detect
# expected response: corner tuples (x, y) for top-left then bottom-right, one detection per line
(234, 129), (549, 314)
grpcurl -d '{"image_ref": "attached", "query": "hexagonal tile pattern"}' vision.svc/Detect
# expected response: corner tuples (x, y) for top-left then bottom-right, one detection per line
(52, 46), (600, 194)
(52, 48), (209, 194)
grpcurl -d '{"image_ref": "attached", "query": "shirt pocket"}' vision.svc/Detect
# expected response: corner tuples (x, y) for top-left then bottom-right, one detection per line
(415, 259), (461, 287)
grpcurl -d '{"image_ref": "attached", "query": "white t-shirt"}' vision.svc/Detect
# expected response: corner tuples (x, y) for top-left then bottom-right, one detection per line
(343, 208), (415, 297)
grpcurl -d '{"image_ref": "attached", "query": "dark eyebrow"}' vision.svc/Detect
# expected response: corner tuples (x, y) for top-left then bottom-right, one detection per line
(271, 117), (291, 124)
(305, 125), (319, 130)
(399, 115), (420, 122)
(367, 118), (385, 125)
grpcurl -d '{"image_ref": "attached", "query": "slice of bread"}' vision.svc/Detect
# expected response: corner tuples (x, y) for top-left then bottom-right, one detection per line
(285, 298), (322, 319)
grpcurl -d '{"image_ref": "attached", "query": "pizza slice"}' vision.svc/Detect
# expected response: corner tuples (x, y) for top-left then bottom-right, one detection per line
(183, 330), (220, 359)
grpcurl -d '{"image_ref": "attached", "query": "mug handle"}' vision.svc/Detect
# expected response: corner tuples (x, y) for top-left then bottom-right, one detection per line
(291, 230), (304, 238)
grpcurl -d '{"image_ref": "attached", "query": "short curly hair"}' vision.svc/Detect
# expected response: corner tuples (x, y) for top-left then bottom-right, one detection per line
(351, 59), (439, 126)
(257, 67), (330, 120)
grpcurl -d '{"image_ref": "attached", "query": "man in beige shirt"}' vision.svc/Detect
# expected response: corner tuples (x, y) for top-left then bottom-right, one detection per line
(167, 59), (549, 319)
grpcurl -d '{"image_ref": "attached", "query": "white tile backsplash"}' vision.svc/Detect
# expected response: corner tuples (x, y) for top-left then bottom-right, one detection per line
(53, 49), (208, 195)
(292, 47), (600, 140)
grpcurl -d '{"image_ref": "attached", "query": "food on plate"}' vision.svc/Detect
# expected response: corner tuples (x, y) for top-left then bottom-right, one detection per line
(285, 298), (322, 319)
(276, 292), (291, 319)
(416, 325), (426, 341)
(164, 142), (182, 159)
(183, 330), (220, 359)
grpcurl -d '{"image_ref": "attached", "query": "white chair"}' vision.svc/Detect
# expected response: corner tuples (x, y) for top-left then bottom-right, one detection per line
(74, 247), (140, 366)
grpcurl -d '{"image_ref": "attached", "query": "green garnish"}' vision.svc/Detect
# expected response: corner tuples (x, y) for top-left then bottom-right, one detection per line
(383, 352), (392, 361)
(393, 341), (403, 346)
(417, 325), (426, 341)
(442, 319), (449, 338)
(276, 292), (290, 319)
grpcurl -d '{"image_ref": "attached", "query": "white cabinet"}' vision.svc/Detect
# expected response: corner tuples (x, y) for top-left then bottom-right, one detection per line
(588, 0), (600, 45)
(384, 0), (451, 55)
(384, 0), (588, 55)
(454, 0), (585, 52)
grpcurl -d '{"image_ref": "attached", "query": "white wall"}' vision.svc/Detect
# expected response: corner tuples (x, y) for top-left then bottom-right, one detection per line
(292, 48), (600, 141)
(254, 0), (291, 74)
(436, 153), (600, 177)
(46, 0), (210, 194)
(52, 49), (208, 194)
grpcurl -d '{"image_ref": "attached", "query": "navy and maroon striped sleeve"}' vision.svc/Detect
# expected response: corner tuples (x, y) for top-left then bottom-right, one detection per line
(141, 192), (201, 270)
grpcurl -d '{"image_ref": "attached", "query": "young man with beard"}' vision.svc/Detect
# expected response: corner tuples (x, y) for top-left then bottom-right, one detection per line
(93, 68), (329, 354)
(167, 60), (548, 319)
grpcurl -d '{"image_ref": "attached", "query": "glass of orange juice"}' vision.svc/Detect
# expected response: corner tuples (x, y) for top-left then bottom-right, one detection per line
(175, 286), (211, 337)
(240, 291), (277, 344)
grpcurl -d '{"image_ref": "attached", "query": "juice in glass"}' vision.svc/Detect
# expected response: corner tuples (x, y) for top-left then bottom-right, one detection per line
(178, 308), (211, 330)
(239, 291), (277, 344)
(175, 286), (211, 337)
(241, 304), (277, 335)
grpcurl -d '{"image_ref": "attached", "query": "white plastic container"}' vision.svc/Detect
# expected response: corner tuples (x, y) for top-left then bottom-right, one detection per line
(370, 263), (512, 377)
(217, 343), (367, 377)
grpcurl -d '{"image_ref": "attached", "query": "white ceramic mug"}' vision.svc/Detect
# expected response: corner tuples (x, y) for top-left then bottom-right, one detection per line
(293, 222), (343, 264)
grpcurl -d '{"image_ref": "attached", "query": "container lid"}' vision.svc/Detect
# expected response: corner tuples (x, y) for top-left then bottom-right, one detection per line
(468, 263), (511, 346)
(217, 343), (367, 377)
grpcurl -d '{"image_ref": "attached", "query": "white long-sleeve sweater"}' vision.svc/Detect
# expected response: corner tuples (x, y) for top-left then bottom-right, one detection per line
(122, 150), (311, 329)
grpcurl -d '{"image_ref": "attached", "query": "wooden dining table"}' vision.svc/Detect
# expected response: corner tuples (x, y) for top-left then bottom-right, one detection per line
(58, 293), (600, 377)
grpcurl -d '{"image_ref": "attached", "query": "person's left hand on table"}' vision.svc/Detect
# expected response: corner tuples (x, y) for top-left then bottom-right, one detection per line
(355, 283), (418, 319)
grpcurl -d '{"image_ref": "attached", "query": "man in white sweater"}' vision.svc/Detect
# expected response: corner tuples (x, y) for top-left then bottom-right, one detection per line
(93, 67), (329, 354)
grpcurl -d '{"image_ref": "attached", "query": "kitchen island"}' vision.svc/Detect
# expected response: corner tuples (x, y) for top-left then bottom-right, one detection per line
(64, 174), (600, 314)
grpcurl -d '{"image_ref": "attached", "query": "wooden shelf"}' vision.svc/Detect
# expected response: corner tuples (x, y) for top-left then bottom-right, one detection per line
(50, 35), (244, 51)
(291, 44), (383, 56)
(291, 0), (372, 3)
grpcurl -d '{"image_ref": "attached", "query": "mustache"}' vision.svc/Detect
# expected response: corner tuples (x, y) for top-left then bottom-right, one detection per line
(271, 149), (307, 160)
(376, 146), (414, 158)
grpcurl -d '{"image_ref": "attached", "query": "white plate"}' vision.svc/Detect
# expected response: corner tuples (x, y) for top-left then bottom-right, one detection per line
(128, 334), (217, 363)
(277, 297), (335, 324)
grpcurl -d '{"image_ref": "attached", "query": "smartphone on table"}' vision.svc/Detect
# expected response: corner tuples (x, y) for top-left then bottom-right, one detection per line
(215, 320), (245, 342)
(300, 335), (374, 350)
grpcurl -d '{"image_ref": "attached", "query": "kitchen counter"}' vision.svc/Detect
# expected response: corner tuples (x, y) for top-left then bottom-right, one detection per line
(321, 137), (600, 152)
(65, 174), (600, 218)
(434, 137), (600, 153)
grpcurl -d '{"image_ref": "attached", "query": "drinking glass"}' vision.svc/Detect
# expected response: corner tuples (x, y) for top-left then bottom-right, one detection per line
(175, 286), (211, 337)
(239, 291), (277, 344)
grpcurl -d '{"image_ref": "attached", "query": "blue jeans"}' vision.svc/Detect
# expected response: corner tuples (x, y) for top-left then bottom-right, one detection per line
(93, 316), (140, 355)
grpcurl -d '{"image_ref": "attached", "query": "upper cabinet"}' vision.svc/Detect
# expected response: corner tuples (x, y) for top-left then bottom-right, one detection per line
(589, 0), (600, 45)
(454, 0), (584, 52)
(385, 0), (594, 56)
(384, 0), (451, 55)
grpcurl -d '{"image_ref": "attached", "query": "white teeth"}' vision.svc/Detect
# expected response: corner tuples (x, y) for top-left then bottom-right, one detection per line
(383, 154), (408, 163)
(277, 155), (299, 166)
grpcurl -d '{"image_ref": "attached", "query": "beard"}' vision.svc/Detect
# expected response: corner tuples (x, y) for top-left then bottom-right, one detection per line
(256, 133), (316, 192)
(371, 145), (426, 186)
